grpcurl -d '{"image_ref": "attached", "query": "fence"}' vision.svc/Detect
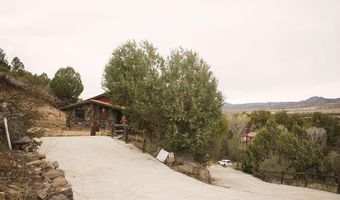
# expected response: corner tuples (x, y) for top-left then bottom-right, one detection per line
(113, 124), (147, 153)
(236, 163), (339, 193)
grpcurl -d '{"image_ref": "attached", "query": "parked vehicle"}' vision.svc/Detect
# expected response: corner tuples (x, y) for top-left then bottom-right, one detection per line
(218, 159), (232, 167)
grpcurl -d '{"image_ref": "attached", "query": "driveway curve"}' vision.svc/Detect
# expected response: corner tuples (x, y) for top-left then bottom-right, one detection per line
(40, 136), (340, 200)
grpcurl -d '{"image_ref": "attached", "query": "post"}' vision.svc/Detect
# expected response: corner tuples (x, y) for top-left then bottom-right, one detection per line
(112, 125), (116, 137)
(4, 118), (12, 150)
(142, 130), (146, 153)
(263, 170), (266, 181)
(337, 176), (340, 194)
(304, 173), (308, 187)
(280, 171), (284, 184)
(90, 121), (96, 136)
(124, 124), (128, 143)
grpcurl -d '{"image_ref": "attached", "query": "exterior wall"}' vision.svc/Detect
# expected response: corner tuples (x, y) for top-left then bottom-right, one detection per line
(65, 103), (121, 131)
(65, 104), (93, 130)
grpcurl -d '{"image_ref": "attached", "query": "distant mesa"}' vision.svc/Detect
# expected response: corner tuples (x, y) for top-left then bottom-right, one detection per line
(302, 96), (335, 105)
(224, 96), (340, 112)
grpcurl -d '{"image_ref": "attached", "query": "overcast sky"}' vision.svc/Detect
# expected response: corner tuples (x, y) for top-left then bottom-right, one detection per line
(1, 0), (339, 104)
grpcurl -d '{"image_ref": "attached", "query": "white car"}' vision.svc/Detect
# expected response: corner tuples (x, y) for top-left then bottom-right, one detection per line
(218, 159), (232, 167)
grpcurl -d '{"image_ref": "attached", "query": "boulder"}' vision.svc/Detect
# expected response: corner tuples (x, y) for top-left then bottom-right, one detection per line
(37, 188), (48, 199)
(13, 136), (31, 145)
(7, 188), (21, 199)
(175, 162), (198, 174)
(27, 160), (46, 166)
(167, 152), (175, 164)
(50, 194), (68, 200)
(43, 169), (65, 181)
(175, 153), (194, 165)
(24, 144), (36, 152)
(52, 177), (68, 188)
(25, 152), (46, 161)
(41, 162), (54, 172)
(198, 168), (211, 183)
(52, 161), (59, 169)
(59, 186), (73, 199)
(0, 192), (5, 200)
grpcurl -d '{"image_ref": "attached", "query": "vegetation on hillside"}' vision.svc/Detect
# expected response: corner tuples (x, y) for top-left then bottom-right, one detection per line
(0, 48), (77, 149)
(50, 67), (84, 105)
(0, 48), (51, 149)
(0, 48), (56, 103)
(219, 110), (340, 178)
(1, 48), (83, 106)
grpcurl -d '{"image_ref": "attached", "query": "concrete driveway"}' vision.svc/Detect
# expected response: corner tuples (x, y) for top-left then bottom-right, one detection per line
(209, 165), (340, 200)
(39, 136), (340, 200)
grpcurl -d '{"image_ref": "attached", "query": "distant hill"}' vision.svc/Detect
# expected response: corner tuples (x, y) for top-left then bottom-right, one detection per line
(224, 96), (340, 113)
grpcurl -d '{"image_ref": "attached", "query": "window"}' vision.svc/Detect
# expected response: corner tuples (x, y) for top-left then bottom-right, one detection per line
(75, 108), (85, 122)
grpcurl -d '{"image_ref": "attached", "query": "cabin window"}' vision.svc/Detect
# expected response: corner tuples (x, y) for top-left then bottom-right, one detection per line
(75, 108), (85, 122)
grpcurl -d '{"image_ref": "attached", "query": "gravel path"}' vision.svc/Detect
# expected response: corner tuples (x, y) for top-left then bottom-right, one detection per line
(39, 136), (340, 200)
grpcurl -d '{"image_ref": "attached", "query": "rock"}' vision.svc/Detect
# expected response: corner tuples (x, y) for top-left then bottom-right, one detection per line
(59, 186), (73, 199)
(37, 188), (48, 199)
(25, 152), (46, 161)
(198, 168), (211, 183)
(0, 192), (5, 200)
(52, 177), (68, 188)
(175, 156), (184, 165)
(13, 136), (31, 145)
(175, 163), (198, 175)
(43, 169), (65, 180)
(167, 152), (175, 164)
(27, 127), (44, 134)
(52, 161), (59, 169)
(8, 184), (20, 190)
(12, 136), (32, 149)
(34, 167), (42, 174)
(7, 188), (21, 199)
(50, 194), (68, 200)
(175, 153), (194, 165)
(41, 161), (54, 172)
(24, 145), (36, 152)
(27, 160), (46, 166)
(177, 164), (192, 174)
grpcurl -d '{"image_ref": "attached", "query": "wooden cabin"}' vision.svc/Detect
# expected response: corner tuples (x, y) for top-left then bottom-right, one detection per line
(61, 93), (122, 131)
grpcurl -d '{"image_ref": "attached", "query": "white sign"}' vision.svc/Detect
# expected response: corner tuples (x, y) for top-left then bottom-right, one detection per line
(156, 149), (169, 163)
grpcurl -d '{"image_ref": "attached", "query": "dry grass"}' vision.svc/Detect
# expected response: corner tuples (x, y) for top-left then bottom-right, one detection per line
(33, 105), (66, 129)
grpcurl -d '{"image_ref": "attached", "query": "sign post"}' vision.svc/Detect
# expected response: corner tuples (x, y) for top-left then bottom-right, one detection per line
(2, 102), (12, 150)
(4, 117), (12, 150)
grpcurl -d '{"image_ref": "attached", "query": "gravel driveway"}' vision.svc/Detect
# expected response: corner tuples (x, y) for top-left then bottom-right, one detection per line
(40, 136), (340, 200)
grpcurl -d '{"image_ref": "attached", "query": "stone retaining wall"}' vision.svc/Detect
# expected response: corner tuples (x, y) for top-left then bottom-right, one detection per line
(0, 136), (74, 200)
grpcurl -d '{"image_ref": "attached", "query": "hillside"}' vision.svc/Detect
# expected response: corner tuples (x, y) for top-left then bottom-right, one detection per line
(224, 96), (340, 113)
(0, 71), (66, 145)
